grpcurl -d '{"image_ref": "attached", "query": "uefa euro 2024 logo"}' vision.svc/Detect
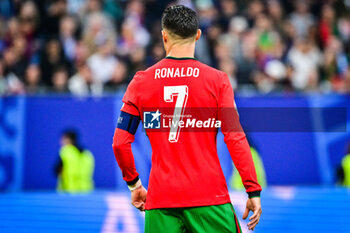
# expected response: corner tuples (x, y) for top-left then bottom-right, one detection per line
(143, 110), (162, 129)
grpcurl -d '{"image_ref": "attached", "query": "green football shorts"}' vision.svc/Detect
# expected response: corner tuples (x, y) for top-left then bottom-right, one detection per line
(145, 203), (242, 233)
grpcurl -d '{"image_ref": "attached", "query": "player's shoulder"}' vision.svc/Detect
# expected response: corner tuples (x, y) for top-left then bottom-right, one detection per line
(196, 60), (227, 77)
(193, 60), (229, 86)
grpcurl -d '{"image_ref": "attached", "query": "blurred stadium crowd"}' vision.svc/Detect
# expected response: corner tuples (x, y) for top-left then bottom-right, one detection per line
(0, 0), (350, 95)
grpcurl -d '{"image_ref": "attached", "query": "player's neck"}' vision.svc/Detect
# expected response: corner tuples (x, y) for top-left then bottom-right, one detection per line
(166, 43), (195, 59)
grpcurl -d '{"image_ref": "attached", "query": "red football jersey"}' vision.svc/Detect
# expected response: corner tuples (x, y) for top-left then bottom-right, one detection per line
(113, 57), (261, 210)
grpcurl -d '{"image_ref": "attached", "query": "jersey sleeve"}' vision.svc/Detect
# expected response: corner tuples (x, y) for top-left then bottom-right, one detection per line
(112, 73), (142, 186)
(121, 72), (142, 116)
(112, 126), (139, 184)
(218, 72), (262, 197)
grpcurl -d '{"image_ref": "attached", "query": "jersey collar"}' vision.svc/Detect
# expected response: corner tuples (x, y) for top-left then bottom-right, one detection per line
(165, 56), (197, 60)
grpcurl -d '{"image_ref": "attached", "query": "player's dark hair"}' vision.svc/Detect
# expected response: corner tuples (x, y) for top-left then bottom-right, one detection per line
(161, 5), (199, 39)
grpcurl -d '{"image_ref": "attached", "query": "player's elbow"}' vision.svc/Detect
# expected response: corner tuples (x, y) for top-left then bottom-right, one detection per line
(112, 140), (124, 153)
(112, 137), (130, 155)
(112, 128), (129, 152)
(224, 132), (246, 145)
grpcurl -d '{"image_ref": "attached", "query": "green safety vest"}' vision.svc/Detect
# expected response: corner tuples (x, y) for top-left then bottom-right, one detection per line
(57, 144), (95, 193)
(342, 154), (350, 187)
(230, 147), (267, 190)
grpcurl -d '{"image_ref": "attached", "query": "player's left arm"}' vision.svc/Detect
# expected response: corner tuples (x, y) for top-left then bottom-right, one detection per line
(112, 105), (147, 211)
(112, 73), (147, 211)
(218, 72), (262, 230)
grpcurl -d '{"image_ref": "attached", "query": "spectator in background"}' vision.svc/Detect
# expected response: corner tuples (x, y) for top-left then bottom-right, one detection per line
(103, 0), (124, 23)
(254, 13), (280, 58)
(337, 16), (350, 44)
(122, 0), (150, 50)
(281, 19), (296, 55)
(146, 42), (165, 66)
(290, 1), (315, 38)
(287, 38), (322, 91)
(18, 0), (39, 58)
(117, 11), (150, 57)
(259, 58), (288, 92)
(220, 16), (247, 62)
(46, 0), (68, 36)
(195, 0), (221, 67)
(267, 0), (284, 34)
(59, 15), (78, 62)
(206, 23), (224, 67)
(235, 30), (259, 86)
(74, 41), (89, 67)
(51, 66), (70, 93)
(322, 37), (349, 91)
(0, 0), (350, 95)
(82, 1), (116, 56)
(194, 31), (211, 66)
(24, 63), (44, 94)
(40, 38), (71, 86)
(10, 35), (29, 79)
(67, 0), (86, 15)
(218, 0), (237, 31)
(319, 4), (337, 48)
(104, 61), (128, 92)
(245, 0), (264, 27)
(55, 130), (94, 193)
(4, 17), (21, 48)
(85, 0), (104, 15)
(254, 13), (289, 92)
(69, 62), (101, 95)
(218, 58), (237, 90)
(128, 47), (147, 75)
(87, 34), (117, 85)
(2, 47), (24, 94)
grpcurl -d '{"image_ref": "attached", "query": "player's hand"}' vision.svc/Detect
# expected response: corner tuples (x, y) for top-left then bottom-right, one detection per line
(131, 185), (147, 211)
(242, 197), (262, 231)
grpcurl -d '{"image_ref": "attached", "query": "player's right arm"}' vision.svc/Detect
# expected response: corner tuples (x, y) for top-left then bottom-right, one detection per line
(112, 74), (147, 211)
(217, 72), (262, 230)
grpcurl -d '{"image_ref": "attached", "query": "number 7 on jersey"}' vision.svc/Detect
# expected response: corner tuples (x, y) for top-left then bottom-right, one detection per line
(164, 85), (188, 143)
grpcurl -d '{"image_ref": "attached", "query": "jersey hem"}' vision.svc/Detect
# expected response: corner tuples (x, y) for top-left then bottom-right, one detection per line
(144, 197), (231, 210)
